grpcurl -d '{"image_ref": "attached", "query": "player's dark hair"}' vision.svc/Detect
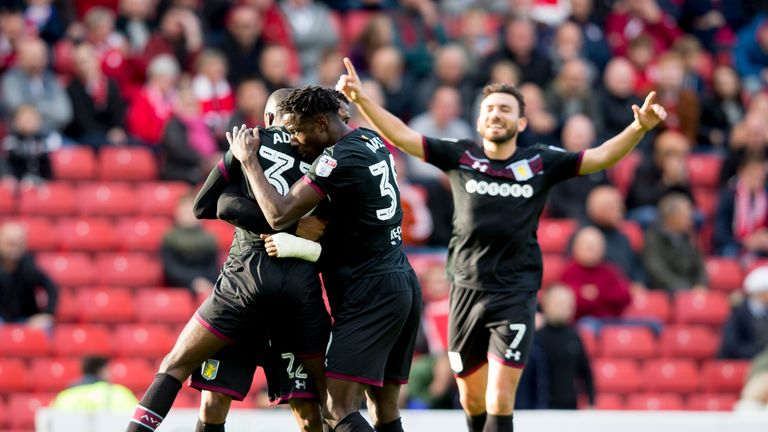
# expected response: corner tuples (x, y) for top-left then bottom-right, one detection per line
(481, 83), (526, 117)
(332, 89), (349, 105)
(82, 355), (109, 376)
(278, 85), (341, 121)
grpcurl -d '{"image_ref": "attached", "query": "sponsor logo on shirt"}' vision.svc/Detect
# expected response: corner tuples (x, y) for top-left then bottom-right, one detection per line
(465, 179), (534, 198)
(315, 155), (337, 177)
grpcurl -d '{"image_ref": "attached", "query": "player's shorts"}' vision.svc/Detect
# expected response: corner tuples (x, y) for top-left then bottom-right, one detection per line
(324, 270), (422, 386)
(448, 286), (537, 377)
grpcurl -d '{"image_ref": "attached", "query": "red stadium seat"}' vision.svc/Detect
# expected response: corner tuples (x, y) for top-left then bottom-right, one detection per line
(78, 287), (136, 323)
(0, 358), (30, 393)
(51, 146), (96, 180)
(53, 324), (114, 357)
(578, 327), (599, 358)
(692, 187), (718, 220)
(542, 254), (566, 287)
(54, 288), (79, 322)
(55, 217), (117, 251)
(114, 324), (176, 358)
(96, 252), (163, 287)
(109, 358), (155, 392)
(593, 358), (640, 394)
(115, 217), (171, 252)
(98, 146), (158, 181)
(0, 325), (50, 357)
(30, 358), (81, 392)
(620, 221), (644, 252)
(607, 150), (641, 196)
(660, 325), (719, 360)
(76, 182), (137, 216)
(18, 181), (77, 216)
(7, 217), (56, 251)
(702, 360), (750, 393)
(0, 396), (6, 428)
(706, 257), (743, 292)
(7, 392), (55, 430)
(201, 219), (235, 251)
(686, 394), (738, 411)
(341, 10), (377, 46)
(687, 154), (723, 188)
(37, 252), (95, 287)
(626, 393), (684, 411)
(135, 182), (191, 216)
(641, 359), (699, 393)
(599, 326), (656, 359)
(136, 289), (195, 323)
(623, 290), (671, 322)
(537, 219), (577, 254)
(0, 184), (15, 214)
(674, 290), (730, 326)
(595, 393), (625, 410)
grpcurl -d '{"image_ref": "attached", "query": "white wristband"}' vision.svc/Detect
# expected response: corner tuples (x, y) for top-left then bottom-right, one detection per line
(270, 232), (322, 263)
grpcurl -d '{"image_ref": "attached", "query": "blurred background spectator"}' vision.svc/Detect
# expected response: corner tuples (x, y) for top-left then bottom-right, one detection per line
(2, 103), (61, 183)
(719, 266), (768, 360)
(714, 157), (768, 257)
(52, 355), (138, 412)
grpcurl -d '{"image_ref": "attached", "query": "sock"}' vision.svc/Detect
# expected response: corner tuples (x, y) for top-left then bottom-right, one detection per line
(195, 419), (226, 432)
(466, 413), (487, 432)
(126, 373), (182, 431)
(482, 414), (513, 432)
(333, 412), (375, 432)
(375, 417), (403, 432)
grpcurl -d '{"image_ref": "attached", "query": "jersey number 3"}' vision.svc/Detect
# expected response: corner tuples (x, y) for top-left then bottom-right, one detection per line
(369, 154), (399, 221)
(260, 147), (295, 196)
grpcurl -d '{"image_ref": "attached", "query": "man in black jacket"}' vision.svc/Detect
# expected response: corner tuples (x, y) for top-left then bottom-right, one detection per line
(719, 266), (768, 359)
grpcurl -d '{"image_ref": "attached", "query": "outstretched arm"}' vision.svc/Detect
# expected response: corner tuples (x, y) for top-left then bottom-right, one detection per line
(579, 92), (667, 174)
(336, 57), (424, 158)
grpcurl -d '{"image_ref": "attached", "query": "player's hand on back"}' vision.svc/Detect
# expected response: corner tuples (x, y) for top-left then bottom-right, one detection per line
(336, 57), (364, 103)
(226, 124), (261, 162)
(296, 216), (327, 241)
(632, 91), (668, 131)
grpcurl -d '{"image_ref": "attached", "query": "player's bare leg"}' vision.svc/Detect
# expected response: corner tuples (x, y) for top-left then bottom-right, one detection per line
(365, 383), (404, 431)
(323, 378), (373, 431)
(303, 356), (327, 406)
(197, 391), (231, 431)
(290, 398), (324, 432)
(126, 317), (229, 431)
(483, 360), (522, 431)
(455, 363), (489, 432)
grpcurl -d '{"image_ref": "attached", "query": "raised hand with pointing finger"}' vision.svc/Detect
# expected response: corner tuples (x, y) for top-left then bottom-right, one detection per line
(632, 91), (667, 132)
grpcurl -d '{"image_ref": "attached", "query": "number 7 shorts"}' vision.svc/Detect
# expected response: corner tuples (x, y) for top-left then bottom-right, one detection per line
(447, 286), (537, 377)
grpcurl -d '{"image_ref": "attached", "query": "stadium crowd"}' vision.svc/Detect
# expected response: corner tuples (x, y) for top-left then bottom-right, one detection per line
(2, 0), (768, 428)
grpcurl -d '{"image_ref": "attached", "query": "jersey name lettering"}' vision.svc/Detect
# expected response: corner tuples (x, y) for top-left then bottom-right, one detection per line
(366, 136), (386, 153)
(271, 130), (293, 144)
(465, 179), (533, 198)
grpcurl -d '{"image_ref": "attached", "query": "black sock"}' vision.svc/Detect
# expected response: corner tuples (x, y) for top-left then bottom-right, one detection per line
(375, 417), (403, 432)
(195, 418), (226, 432)
(333, 412), (374, 432)
(482, 414), (513, 432)
(126, 373), (182, 431)
(466, 413), (487, 432)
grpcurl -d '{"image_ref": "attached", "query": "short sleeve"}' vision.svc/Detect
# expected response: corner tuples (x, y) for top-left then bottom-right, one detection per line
(302, 148), (357, 199)
(538, 145), (584, 185)
(422, 136), (476, 171)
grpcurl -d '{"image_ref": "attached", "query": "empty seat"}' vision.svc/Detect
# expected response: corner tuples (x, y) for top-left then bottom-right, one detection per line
(641, 359), (699, 393)
(51, 145), (96, 180)
(54, 288), (79, 322)
(115, 217), (171, 252)
(686, 394), (738, 411)
(623, 290), (671, 322)
(660, 325), (719, 360)
(37, 252), (95, 287)
(599, 326), (657, 359)
(702, 360), (750, 393)
(674, 291), (730, 326)
(578, 327), (599, 358)
(7, 393), (55, 430)
(76, 182), (137, 216)
(0, 358), (29, 393)
(595, 393), (625, 410)
(626, 393), (684, 411)
(53, 324), (114, 357)
(11, 217), (56, 251)
(109, 358), (155, 392)
(607, 151), (641, 196)
(114, 324), (176, 358)
(98, 146), (158, 181)
(136, 289), (195, 323)
(693, 187), (718, 220)
(0, 183), (14, 214)
(201, 219), (235, 251)
(135, 182), (190, 216)
(706, 257), (743, 292)
(687, 154), (723, 188)
(620, 221), (644, 252)
(594, 358), (640, 394)
(537, 219), (576, 254)
(30, 358), (81, 392)
(78, 287), (136, 323)
(56, 217), (117, 251)
(96, 252), (163, 287)
(0, 325), (50, 357)
(542, 254), (566, 287)
(18, 181), (77, 215)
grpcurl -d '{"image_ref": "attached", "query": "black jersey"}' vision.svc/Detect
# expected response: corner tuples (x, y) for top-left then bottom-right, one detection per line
(303, 128), (411, 283)
(423, 136), (583, 291)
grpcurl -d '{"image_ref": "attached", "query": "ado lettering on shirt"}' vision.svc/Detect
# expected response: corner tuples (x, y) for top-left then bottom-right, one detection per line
(303, 128), (411, 283)
(422, 136), (584, 292)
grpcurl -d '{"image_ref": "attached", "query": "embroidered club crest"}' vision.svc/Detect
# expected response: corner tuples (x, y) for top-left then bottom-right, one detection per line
(510, 159), (534, 181)
(315, 155), (337, 177)
(201, 359), (220, 380)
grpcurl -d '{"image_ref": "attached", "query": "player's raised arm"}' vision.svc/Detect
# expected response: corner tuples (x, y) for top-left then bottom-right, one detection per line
(193, 150), (239, 219)
(579, 91), (667, 174)
(336, 57), (425, 159)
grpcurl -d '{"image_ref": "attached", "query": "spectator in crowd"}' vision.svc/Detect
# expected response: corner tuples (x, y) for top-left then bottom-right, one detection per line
(368, 45), (417, 122)
(65, 43), (128, 148)
(653, 51), (700, 144)
(2, 104), (61, 183)
(226, 78), (269, 133)
(626, 34), (657, 96)
(734, 14), (768, 94)
(548, 115), (608, 220)
(52, 356), (138, 412)
(349, 78), (386, 129)
(643, 193), (708, 293)
(388, 0), (448, 79)
(0, 222), (58, 328)
(568, 0), (612, 70)
(478, 17), (553, 88)
(126, 54), (179, 145)
(23, 0), (68, 44)
(191, 49), (235, 145)
(517, 82), (559, 148)
(548, 21), (591, 74)
(714, 157), (768, 257)
(534, 284), (595, 409)
(391, 153), (433, 246)
(721, 113), (768, 184)
(0, 6), (28, 73)
(598, 57), (645, 138)
(414, 44), (475, 122)
(580, 185), (647, 291)
(347, 15), (395, 77)
(279, 0), (339, 81)
(545, 58), (603, 132)
(311, 47), (345, 88)
(210, 4), (268, 87)
(719, 266), (768, 359)
(561, 226), (632, 320)
(159, 86), (219, 184)
(604, 0), (682, 57)
(143, 7), (203, 73)
(454, 8), (498, 66)
(116, 0), (156, 55)
(161, 193), (219, 296)
(699, 65), (746, 148)
(258, 44), (297, 93)
(626, 130), (693, 227)
(673, 35), (709, 94)
(1, 37), (72, 132)
(678, 0), (746, 51)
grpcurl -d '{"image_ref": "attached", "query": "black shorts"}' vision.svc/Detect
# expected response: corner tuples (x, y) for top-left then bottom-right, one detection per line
(324, 270), (422, 387)
(448, 286), (537, 377)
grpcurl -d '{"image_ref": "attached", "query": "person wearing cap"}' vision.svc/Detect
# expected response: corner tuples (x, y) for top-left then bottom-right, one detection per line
(718, 266), (768, 359)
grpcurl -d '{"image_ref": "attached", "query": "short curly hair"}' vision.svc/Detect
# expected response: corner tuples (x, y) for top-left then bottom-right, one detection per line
(481, 83), (526, 117)
(278, 85), (341, 120)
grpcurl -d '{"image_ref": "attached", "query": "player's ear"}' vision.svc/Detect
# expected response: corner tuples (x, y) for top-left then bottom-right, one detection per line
(517, 116), (528, 133)
(265, 112), (275, 127)
(314, 113), (329, 131)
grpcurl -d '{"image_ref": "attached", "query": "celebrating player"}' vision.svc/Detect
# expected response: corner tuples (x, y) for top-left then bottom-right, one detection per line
(336, 57), (666, 432)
